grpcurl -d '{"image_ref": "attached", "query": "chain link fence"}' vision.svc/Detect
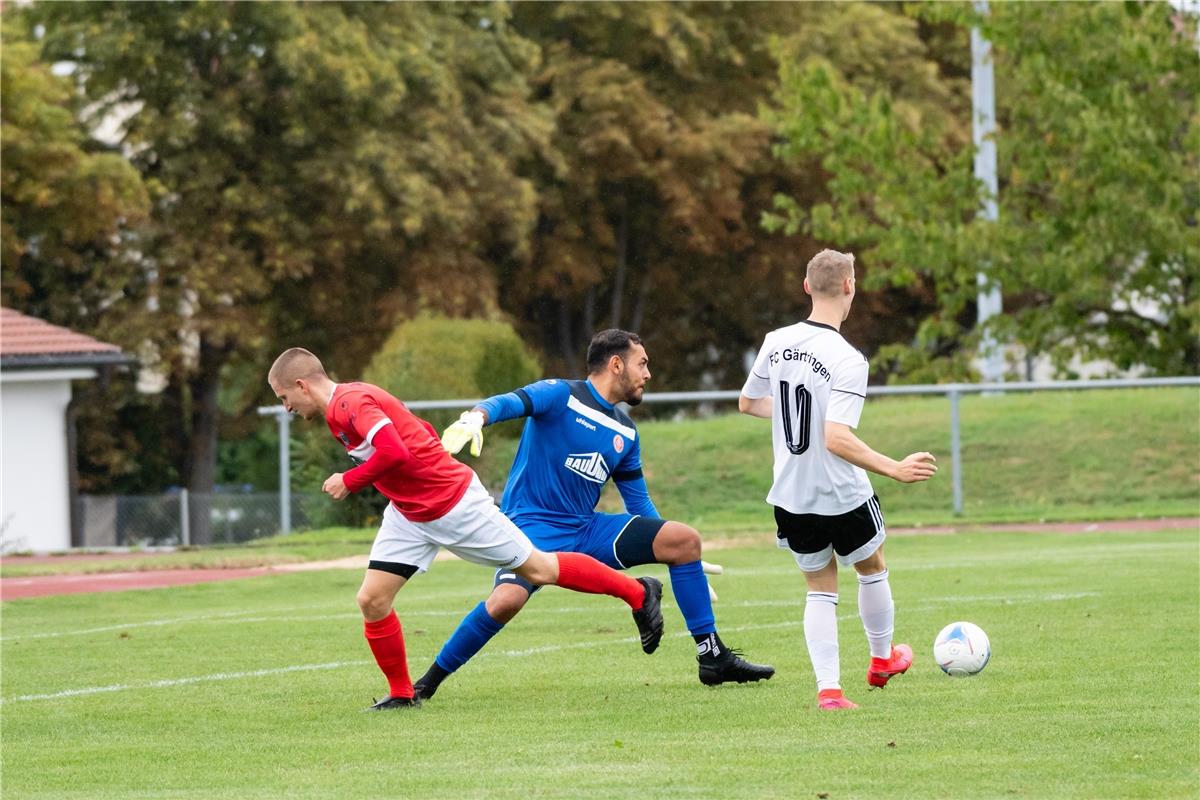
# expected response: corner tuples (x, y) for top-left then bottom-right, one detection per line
(76, 492), (324, 548)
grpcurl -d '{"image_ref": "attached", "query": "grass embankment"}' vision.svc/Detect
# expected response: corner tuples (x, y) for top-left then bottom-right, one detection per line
(608, 385), (1200, 532)
(3, 386), (1195, 578)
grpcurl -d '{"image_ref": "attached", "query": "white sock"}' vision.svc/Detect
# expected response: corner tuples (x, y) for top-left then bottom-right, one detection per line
(804, 592), (840, 691)
(857, 569), (894, 659)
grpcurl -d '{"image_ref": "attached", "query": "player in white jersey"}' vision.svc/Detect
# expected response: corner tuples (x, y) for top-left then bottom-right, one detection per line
(739, 249), (938, 710)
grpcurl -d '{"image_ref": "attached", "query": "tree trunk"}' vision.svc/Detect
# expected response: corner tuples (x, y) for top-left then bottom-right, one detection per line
(630, 271), (652, 335)
(184, 336), (229, 545)
(582, 285), (595, 350)
(557, 295), (575, 369)
(610, 199), (628, 329)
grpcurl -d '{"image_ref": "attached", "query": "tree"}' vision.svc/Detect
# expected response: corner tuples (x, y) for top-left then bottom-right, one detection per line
(495, 3), (789, 380)
(766, 1), (1199, 379)
(502, 2), (972, 389)
(1, 14), (164, 499)
(1, 14), (148, 325)
(27, 2), (549, 535)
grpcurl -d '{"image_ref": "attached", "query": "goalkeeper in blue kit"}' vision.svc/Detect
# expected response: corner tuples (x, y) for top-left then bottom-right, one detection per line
(414, 329), (774, 699)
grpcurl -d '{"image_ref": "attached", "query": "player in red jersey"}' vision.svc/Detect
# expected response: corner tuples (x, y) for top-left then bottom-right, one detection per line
(268, 348), (664, 710)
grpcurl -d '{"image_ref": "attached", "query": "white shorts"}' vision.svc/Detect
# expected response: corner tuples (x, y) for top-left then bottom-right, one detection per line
(368, 475), (535, 575)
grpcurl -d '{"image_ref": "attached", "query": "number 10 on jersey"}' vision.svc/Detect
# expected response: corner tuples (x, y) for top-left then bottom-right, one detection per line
(779, 381), (812, 455)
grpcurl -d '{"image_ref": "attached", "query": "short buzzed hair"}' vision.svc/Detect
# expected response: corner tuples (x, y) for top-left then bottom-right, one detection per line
(806, 249), (855, 297)
(268, 347), (327, 387)
(586, 329), (642, 374)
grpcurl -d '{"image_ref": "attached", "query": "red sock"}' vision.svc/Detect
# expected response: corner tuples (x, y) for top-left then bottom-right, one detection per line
(363, 610), (413, 699)
(554, 552), (645, 609)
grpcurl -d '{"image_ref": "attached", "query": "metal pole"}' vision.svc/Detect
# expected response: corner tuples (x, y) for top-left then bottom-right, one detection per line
(950, 388), (964, 515)
(279, 411), (291, 535)
(180, 488), (191, 546)
(972, 1), (1004, 383)
(258, 405), (294, 536)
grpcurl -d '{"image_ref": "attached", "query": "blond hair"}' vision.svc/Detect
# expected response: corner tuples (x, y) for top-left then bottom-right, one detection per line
(806, 249), (855, 297)
(268, 347), (327, 388)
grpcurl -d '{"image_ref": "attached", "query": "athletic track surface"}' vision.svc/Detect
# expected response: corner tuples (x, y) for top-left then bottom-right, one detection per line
(2, 517), (1196, 601)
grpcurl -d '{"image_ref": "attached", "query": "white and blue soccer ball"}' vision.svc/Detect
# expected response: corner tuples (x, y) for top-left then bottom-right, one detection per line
(933, 621), (991, 677)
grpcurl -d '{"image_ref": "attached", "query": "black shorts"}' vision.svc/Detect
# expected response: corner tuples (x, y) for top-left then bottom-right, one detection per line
(774, 495), (886, 572)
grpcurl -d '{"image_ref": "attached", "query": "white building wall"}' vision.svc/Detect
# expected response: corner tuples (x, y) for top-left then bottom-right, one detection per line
(1, 371), (92, 552)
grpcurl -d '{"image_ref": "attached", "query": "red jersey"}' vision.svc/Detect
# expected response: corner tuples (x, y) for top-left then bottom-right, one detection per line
(325, 382), (472, 522)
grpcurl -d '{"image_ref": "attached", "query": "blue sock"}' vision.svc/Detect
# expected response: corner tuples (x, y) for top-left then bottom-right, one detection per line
(434, 602), (505, 673)
(668, 561), (717, 636)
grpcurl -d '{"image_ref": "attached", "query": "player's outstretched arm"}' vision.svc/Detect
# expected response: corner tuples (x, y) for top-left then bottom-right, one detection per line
(825, 421), (937, 484)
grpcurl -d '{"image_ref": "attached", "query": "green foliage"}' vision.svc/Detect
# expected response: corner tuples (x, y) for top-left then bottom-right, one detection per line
(3, 532), (1198, 798)
(71, 376), (183, 495)
(363, 315), (541, 434)
(288, 316), (542, 528)
(22, 1), (551, 498)
(767, 1), (1200, 378)
(8, 0), (1197, 505)
(365, 316), (541, 399)
(290, 423), (385, 531)
(501, 2), (813, 381)
(0, 13), (149, 323)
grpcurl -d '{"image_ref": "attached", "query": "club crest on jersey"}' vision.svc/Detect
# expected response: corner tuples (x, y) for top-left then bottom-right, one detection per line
(613, 435), (624, 453)
(564, 452), (610, 484)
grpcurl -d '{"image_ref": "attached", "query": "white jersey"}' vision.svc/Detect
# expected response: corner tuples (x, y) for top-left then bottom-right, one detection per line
(741, 320), (875, 516)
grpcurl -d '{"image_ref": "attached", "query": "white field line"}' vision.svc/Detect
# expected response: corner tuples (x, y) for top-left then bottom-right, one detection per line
(733, 541), (1198, 578)
(2, 590), (1094, 704)
(0, 584), (502, 643)
(0, 604), (339, 642)
(4, 661), (364, 704)
(1, 585), (1100, 643)
(6, 537), (1186, 640)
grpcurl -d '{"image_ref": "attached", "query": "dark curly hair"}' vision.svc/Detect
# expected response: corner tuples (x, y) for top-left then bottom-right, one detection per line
(586, 329), (642, 374)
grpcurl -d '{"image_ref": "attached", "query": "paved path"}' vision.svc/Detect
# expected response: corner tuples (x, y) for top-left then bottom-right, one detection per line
(0, 567), (275, 600)
(3, 517), (1195, 600)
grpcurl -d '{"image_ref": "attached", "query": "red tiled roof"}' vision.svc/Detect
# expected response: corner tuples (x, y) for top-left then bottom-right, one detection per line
(0, 307), (122, 357)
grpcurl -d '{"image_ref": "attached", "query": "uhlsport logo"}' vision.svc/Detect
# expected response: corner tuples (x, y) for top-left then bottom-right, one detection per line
(564, 452), (610, 484)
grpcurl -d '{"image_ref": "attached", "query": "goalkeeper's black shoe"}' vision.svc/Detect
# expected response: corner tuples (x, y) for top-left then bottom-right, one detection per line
(414, 662), (451, 702)
(698, 648), (775, 686)
(631, 576), (665, 654)
(366, 695), (421, 711)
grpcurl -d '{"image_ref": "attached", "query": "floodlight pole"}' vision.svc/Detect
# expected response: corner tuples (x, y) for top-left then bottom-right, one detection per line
(257, 405), (292, 535)
(972, 1), (1004, 383)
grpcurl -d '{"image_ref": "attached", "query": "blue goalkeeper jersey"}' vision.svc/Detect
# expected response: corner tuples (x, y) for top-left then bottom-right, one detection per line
(478, 379), (659, 545)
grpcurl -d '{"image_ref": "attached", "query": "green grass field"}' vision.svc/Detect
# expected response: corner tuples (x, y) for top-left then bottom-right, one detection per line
(3, 529), (1197, 799)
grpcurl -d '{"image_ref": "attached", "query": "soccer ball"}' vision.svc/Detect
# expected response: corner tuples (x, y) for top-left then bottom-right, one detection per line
(933, 621), (991, 677)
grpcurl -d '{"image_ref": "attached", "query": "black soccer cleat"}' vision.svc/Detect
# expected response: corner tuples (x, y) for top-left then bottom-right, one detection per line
(413, 662), (451, 702)
(631, 576), (665, 654)
(365, 694), (422, 711)
(698, 648), (776, 686)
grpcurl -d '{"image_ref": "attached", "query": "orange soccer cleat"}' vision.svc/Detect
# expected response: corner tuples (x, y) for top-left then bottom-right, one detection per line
(867, 643), (914, 688)
(817, 689), (859, 710)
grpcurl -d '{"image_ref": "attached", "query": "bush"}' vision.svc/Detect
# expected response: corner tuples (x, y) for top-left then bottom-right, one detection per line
(292, 425), (386, 531)
(292, 315), (543, 529)
(363, 315), (541, 436)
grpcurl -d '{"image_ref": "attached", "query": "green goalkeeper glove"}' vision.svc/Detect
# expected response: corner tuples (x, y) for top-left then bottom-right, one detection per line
(441, 410), (485, 457)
